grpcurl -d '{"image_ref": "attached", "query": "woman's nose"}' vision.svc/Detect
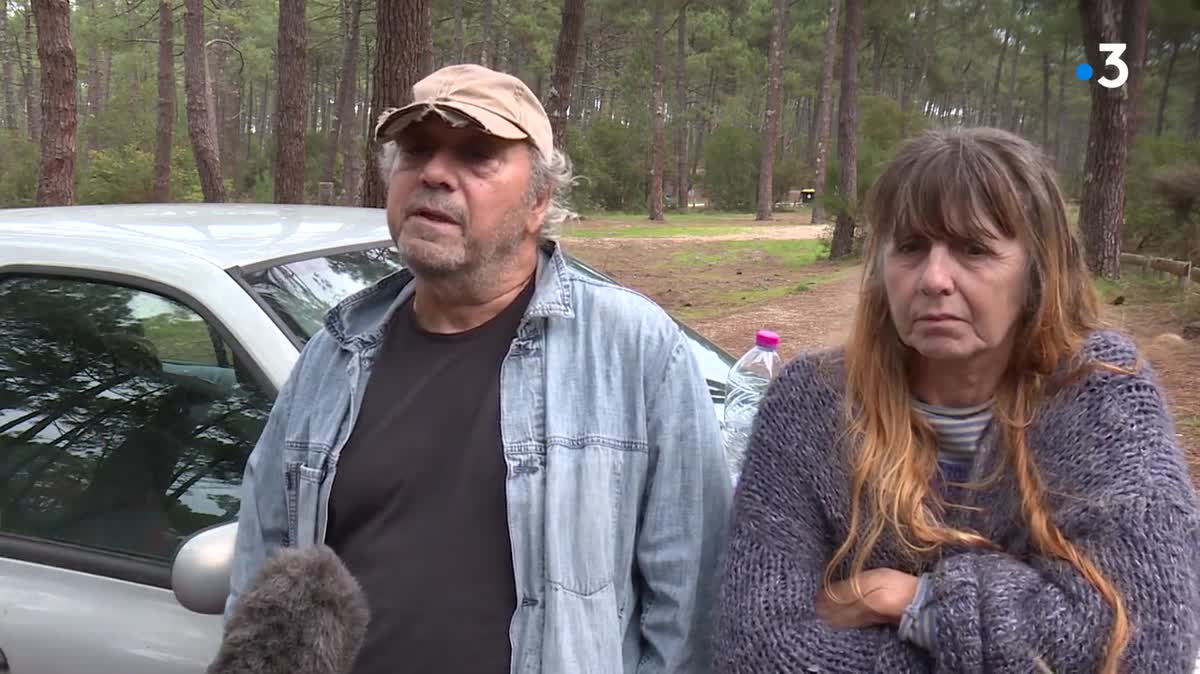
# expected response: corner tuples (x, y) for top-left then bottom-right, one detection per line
(918, 244), (956, 296)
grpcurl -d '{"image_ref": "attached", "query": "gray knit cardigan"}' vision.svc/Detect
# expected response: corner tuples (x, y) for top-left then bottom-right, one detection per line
(710, 330), (1200, 672)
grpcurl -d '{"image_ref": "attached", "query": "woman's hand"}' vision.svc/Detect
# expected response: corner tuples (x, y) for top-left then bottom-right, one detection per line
(815, 568), (920, 629)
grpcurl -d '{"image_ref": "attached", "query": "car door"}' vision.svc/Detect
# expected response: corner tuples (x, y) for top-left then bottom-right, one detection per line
(0, 273), (275, 674)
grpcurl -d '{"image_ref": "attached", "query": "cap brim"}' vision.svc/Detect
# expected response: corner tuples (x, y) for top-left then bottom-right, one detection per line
(374, 100), (530, 144)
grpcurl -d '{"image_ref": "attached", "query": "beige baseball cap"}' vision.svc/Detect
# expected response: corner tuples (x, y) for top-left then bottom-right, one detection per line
(374, 64), (554, 158)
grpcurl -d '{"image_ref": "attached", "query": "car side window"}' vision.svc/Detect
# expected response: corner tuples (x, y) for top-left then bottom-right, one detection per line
(0, 275), (272, 562)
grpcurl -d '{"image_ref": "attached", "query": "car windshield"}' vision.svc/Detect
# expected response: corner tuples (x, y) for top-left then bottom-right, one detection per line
(241, 246), (405, 343)
(239, 245), (734, 408)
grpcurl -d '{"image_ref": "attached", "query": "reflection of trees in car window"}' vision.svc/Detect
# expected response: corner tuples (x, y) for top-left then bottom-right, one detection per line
(0, 276), (272, 562)
(245, 247), (403, 343)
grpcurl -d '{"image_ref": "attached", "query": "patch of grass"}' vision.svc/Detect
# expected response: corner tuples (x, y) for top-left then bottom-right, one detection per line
(1094, 272), (1187, 304)
(666, 239), (831, 268)
(1178, 416), (1200, 430)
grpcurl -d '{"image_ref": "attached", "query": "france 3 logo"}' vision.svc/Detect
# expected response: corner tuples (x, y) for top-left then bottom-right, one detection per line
(1076, 43), (1128, 89)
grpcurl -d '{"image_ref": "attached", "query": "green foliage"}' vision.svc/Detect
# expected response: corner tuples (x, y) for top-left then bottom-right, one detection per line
(566, 118), (648, 212)
(703, 125), (761, 211)
(78, 143), (204, 204)
(0, 132), (40, 208)
(1124, 134), (1200, 255)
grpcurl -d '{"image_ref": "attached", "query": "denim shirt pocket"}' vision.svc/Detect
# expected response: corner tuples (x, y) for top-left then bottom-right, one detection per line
(283, 445), (327, 547)
(543, 438), (635, 598)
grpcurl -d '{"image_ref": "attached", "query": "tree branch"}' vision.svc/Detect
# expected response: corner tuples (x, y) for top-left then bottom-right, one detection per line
(205, 37), (244, 77)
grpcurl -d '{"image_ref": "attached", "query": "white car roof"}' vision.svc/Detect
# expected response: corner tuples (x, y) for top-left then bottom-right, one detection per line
(0, 203), (394, 272)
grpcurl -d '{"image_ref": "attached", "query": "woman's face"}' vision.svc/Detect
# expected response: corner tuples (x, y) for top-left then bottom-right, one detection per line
(882, 215), (1030, 365)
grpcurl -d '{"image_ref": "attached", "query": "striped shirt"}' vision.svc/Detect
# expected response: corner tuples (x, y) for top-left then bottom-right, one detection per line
(900, 399), (994, 652)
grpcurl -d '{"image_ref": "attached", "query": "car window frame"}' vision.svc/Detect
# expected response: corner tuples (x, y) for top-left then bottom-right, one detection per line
(226, 238), (398, 350)
(0, 265), (278, 589)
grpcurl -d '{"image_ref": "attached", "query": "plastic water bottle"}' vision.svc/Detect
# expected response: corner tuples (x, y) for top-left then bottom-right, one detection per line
(723, 330), (782, 484)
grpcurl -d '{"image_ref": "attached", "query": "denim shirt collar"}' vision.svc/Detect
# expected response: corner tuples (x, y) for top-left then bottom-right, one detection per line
(323, 240), (575, 352)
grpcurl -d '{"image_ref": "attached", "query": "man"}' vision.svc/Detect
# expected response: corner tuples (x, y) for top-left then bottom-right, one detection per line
(226, 64), (733, 674)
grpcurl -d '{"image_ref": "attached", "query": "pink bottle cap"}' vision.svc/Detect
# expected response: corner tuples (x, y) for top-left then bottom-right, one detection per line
(755, 330), (780, 349)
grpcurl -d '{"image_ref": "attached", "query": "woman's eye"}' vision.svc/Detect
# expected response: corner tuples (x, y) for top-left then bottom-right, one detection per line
(896, 239), (925, 254)
(963, 241), (992, 257)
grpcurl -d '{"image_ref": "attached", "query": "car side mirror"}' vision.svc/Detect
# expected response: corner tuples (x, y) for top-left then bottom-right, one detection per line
(172, 521), (238, 615)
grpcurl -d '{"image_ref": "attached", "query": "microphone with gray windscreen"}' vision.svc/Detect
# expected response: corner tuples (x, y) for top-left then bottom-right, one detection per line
(208, 544), (369, 674)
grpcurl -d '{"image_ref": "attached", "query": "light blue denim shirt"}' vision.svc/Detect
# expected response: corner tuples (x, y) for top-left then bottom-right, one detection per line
(226, 243), (734, 673)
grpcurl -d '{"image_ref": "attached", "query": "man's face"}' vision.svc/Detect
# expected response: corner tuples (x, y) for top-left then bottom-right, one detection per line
(385, 117), (547, 281)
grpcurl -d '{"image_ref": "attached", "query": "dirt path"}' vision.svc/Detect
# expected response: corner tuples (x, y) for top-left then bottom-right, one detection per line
(689, 270), (860, 356)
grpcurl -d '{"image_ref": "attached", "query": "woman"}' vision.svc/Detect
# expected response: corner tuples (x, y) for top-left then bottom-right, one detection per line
(710, 127), (1200, 673)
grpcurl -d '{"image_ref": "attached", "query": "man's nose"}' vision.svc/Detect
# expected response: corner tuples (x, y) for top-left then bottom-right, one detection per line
(418, 148), (456, 190)
(919, 243), (956, 296)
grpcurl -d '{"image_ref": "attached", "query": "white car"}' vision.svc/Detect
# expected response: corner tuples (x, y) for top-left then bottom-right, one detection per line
(0, 204), (735, 674)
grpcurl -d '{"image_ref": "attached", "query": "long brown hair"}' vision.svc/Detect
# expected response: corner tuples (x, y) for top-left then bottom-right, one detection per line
(830, 127), (1129, 672)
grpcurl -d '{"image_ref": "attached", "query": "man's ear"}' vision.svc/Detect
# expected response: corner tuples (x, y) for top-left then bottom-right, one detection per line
(526, 184), (552, 235)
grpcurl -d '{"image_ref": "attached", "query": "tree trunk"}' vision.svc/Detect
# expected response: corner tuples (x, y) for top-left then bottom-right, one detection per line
(218, 7), (243, 192)
(755, 0), (787, 221)
(32, 0), (76, 206)
(153, 0), (174, 202)
(577, 35), (593, 121)
(274, 0), (308, 203)
(324, 0), (361, 192)
(871, 29), (886, 95)
(989, 20), (1010, 127)
(1055, 32), (1068, 169)
(546, 0), (585, 150)
(811, 0), (840, 225)
(1040, 47), (1051, 151)
(1121, 0), (1149, 147)
(829, 0), (861, 259)
(675, 5), (687, 213)
(258, 72), (269, 155)
(312, 55), (321, 135)
(1155, 40), (1180, 137)
(100, 46), (111, 108)
(453, 0), (464, 62)
(1191, 48), (1200, 139)
(362, 0), (429, 209)
(807, 79), (821, 164)
(1004, 2), (1022, 131)
(24, 8), (40, 143)
(203, 41), (219, 166)
(903, 0), (937, 136)
(480, 0), (494, 66)
(1077, 0), (1147, 279)
(648, 0), (665, 221)
(2, 0), (17, 130)
(183, 0), (226, 202)
(244, 78), (253, 166)
(85, 0), (99, 121)
(420, 2), (433, 75)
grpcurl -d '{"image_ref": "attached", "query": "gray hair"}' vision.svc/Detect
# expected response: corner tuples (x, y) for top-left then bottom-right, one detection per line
(377, 140), (578, 242)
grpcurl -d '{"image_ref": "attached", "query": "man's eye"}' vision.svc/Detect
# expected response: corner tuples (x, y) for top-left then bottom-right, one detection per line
(464, 146), (497, 162)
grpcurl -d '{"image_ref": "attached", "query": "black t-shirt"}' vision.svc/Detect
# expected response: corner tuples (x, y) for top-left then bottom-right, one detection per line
(325, 280), (534, 674)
